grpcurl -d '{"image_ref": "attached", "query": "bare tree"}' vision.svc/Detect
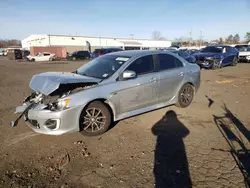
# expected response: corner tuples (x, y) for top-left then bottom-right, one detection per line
(218, 37), (224, 44)
(233, 34), (240, 44)
(152, 31), (166, 40)
(0, 39), (21, 48)
(225, 35), (234, 44)
(245, 32), (250, 43)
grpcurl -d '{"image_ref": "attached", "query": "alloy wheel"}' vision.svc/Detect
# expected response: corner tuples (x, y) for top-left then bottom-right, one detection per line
(82, 108), (106, 133)
(180, 85), (194, 106)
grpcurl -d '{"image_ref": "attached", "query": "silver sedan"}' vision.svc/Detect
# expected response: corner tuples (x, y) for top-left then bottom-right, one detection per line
(11, 50), (200, 136)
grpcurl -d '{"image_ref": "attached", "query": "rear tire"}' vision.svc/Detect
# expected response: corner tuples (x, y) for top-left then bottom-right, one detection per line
(79, 101), (111, 136)
(176, 83), (195, 108)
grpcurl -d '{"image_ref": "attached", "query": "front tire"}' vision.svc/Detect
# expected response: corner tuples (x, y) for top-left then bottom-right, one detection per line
(79, 101), (111, 136)
(211, 60), (221, 70)
(231, 57), (238, 66)
(176, 83), (195, 108)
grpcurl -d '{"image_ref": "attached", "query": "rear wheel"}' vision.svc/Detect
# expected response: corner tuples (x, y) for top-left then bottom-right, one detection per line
(231, 57), (238, 66)
(31, 58), (35, 62)
(79, 101), (111, 136)
(176, 83), (195, 108)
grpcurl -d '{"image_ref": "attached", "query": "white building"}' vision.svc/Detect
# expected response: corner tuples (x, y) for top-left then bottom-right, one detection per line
(22, 34), (172, 52)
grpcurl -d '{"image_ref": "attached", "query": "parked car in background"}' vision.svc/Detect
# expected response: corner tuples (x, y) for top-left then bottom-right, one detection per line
(234, 44), (249, 52)
(159, 48), (196, 64)
(172, 50), (197, 64)
(3, 49), (7, 56)
(193, 45), (239, 69)
(11, 50), (200, 136)
(27, 52), (56, 62)
(234, 44), (250, 62)
(22, 50), (30, 60)
(162, 47), (179, 51)
(0, 49), (3, 56)
(186, 49), (200, 55)
(170, 45), (180, 49)
(7, 49), (23, 60)
(91, 48), (123, 59)
(68, 51), (91, 60)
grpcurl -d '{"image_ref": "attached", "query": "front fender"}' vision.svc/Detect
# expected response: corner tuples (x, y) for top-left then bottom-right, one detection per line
(66, 88), (119, 121)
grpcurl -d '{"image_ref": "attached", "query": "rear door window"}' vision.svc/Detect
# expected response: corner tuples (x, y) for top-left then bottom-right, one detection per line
(158, 54), (178, 71)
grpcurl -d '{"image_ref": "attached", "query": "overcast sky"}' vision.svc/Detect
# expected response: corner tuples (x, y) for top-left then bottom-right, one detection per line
(0, 0), (250, 41)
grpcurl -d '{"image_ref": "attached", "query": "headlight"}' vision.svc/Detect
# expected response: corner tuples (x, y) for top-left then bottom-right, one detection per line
(56, 99), (70, 110)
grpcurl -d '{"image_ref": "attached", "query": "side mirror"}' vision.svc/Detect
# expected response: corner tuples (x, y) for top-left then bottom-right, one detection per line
(121, 70), (137, 80)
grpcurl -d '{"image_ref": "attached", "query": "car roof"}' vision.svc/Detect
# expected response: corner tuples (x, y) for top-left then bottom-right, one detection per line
(106, 50), (176, 57)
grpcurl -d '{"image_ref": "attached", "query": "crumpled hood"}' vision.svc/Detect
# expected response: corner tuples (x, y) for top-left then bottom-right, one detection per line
(29, 72), (102, 95)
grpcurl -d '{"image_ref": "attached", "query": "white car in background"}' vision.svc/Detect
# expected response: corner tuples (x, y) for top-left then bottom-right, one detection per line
(27, 52), (56, 62)
(234, 45), (250, 63)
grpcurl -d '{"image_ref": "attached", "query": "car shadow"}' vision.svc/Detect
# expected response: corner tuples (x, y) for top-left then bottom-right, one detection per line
(213, 103), (250, 187)
(151, 110), (192, 188)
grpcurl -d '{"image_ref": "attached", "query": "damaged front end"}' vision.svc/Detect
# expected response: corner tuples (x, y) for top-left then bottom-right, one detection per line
(11, 72), (100, 134)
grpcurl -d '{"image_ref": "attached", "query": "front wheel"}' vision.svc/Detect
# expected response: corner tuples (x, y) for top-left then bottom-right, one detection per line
(211, 60), (221, 70)
(231, 57), (238, 66)
(79, 101), (111, 136)
(176, 83), (195, 108)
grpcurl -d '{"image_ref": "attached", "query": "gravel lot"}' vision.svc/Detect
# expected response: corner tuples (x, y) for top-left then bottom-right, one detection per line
(0, 56), (250, 188)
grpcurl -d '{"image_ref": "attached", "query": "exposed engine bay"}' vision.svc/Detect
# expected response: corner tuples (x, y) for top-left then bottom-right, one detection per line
(11, 82), (97, 127)
(34, 83), (96, 105)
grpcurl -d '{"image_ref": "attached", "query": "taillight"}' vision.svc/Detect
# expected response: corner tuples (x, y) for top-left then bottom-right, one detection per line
(98, 53), (103, 57)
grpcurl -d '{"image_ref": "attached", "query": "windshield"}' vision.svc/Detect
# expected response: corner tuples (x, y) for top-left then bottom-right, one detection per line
(200, 46), (223, 53)
(235, 45), (249, 51)
(76, 55), (130, 79)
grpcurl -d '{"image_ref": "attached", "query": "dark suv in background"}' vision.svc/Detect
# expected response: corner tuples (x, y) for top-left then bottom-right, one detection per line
(91, 48), (123, 59)
(68, 51), (91, 60)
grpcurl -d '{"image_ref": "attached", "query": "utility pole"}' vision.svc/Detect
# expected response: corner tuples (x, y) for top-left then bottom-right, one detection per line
(189, 30), (192, 46)
(199, 31), (204, 48)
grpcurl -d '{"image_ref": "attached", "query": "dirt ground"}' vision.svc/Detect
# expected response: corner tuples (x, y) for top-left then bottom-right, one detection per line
(0, 56), (250, 188)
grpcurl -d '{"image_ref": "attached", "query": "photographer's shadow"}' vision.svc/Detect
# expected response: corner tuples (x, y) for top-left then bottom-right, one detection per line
(152, 110), (192, 188)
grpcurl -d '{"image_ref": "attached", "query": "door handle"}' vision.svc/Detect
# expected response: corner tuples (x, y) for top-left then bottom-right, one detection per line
(149, 77), (157, 82)
(178, 72), (184, 76)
